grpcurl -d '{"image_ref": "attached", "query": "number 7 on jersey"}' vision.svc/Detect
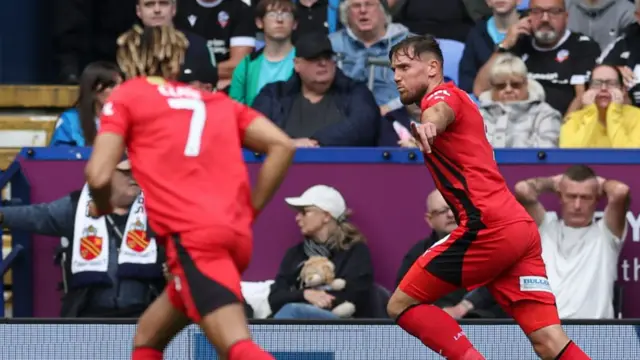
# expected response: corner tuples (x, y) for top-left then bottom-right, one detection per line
(167, 98), (207, 157)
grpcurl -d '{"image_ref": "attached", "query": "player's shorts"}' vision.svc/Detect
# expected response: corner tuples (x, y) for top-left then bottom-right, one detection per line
(399, 220), (559, 333)
(165, 226), (252, 323)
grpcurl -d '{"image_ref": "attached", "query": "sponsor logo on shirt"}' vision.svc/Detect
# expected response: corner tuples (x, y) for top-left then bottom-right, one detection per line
(519, 276), (553, 293)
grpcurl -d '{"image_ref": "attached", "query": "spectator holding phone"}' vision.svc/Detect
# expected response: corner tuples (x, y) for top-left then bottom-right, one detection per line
(473, 0), (601, 116)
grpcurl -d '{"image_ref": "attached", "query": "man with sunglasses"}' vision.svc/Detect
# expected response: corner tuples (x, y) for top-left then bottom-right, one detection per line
(473, 0), (601, 116)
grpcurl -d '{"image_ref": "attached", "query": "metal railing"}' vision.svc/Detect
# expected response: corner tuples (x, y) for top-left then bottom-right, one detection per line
(0, 159), (31, 317)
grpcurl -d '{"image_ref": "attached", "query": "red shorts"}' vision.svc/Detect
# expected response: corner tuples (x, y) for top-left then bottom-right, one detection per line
(165, 226), (252, 322)
(399, 220), (559, 333)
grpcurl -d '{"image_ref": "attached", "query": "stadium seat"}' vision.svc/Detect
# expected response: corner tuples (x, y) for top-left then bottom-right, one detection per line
(437, 38), (465, 85)
(369, 283), (392, 318)
(0, 115), (57, 169)
(0, 85), (77, 109)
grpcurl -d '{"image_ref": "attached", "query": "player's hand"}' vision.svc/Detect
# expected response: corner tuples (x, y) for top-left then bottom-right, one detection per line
(609, 87), (624, 104)
(410, 122), (437, 154)
(87, 200), (114, 219)
(581, 89), (598, 107)
(304, 289), (335, 309)
(501, 17), (531, 49)
(618, 66), (636, 90)
(292, 138), (320, 148)
(162, 262), (173, 281)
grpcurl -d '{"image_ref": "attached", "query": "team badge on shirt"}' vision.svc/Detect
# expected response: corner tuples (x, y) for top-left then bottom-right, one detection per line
(188, 15), (197, 27)
(556, 49), (569, 63)
(218, 11), (229, 28)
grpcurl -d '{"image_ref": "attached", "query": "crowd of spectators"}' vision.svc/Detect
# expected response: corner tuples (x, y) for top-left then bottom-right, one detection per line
(49, 0), (640, 149)
(5, 0), (636, 319)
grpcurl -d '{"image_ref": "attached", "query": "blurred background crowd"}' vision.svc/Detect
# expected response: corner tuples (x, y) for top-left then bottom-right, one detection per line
(0, 0), (639, 321)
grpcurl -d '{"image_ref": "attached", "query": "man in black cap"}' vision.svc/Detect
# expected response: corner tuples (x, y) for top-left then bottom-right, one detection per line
(178, 53), (219, 92)
(252, 32), (381, 147)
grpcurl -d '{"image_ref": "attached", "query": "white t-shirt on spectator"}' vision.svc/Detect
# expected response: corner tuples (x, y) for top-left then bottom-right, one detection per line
(539, 212), (626, 319)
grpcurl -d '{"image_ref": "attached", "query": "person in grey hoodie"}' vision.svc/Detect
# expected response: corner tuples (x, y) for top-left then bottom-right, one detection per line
(329, 0), (410, 115)
(479, 53), (562, 148)
(566, 0), (635, 50)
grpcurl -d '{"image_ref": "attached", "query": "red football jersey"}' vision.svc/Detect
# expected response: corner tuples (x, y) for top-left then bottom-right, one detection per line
(419, 82), (531, 228)
(99, 77), (258, 237)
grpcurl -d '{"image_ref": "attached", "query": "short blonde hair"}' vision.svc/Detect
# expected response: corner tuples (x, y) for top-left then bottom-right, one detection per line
(489, 53), (528, 83)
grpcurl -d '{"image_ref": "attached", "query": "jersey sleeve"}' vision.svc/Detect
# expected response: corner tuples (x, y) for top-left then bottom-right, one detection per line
(570, 37), (600, 86)
(232, 99), (262, 138)
(230, 2), (256, 48)
(420, 87), (462, 115)
(99, 85), (132, 138)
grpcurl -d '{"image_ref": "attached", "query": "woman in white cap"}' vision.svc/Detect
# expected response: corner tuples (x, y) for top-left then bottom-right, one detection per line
(268, 185), (375, 319)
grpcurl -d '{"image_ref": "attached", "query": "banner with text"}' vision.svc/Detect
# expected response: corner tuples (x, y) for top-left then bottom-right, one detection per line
(18, 160), (640, 317)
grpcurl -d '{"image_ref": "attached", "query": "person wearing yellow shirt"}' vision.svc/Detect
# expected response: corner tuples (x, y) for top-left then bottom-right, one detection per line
(560, 64), (640, 148)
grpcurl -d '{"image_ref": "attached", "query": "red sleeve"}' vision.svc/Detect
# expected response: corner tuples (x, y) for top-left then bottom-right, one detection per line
(420, 87), (462, 115)
(99, 85), (132, 137)
(232, 99), (262, 137)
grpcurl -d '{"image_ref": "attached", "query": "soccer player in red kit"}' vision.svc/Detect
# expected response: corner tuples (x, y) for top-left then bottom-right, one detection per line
(387, 35), (591, 360)
(84, 26), (295, 360)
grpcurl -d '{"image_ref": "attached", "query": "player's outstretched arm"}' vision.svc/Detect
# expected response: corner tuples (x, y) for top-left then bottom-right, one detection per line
(85, 133), (126, 215)
(420, 102), (455, 134)
(513, 176), (560, 226)
(242, 116), (296, 216)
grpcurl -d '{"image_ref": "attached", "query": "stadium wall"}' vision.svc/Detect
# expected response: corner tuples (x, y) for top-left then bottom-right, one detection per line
(4, 148), (640, 317)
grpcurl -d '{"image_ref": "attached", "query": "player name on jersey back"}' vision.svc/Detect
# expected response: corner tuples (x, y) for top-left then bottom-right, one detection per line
(157, 83), (202, 100)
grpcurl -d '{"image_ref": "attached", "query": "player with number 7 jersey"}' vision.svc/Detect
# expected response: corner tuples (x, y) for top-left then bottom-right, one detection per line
(85, 25), (295, 360)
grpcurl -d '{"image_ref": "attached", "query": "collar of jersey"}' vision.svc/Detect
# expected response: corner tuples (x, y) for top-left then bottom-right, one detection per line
(196, 0), (224, 8)
(530, 30), (570, 52)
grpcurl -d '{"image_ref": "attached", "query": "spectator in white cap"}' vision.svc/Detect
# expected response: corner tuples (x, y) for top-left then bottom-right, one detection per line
(268, 185), (375, 319)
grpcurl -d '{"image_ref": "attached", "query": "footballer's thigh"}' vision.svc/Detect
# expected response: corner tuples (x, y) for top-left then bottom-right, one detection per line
(133, 288), (190, 351)
(168, 230), (252, 356)
(486, 221), (570, 358)
(389, 230), (469, 319)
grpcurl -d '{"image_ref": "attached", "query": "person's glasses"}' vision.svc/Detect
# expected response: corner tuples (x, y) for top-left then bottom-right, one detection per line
(430, 207), (451, 216)
(529, 7), (565, 17)
(492, 80), (525, 90)
(589, 79), (620, 88)
(265, 11), (293, 20)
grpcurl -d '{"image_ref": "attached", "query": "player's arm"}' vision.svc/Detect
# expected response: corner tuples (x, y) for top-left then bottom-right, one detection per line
(85, 133), (125, 214)
(242, 116), (296, 215)
(513, 175), (561, 226)
(600, 177), (630, 239)
(420, 101), (455, 134)
(85, 92), (129, 216)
